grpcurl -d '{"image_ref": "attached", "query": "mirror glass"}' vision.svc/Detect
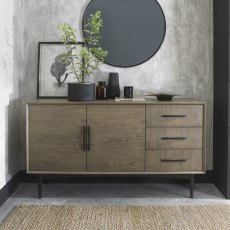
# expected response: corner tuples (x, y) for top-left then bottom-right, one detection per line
(83, 0), (166, 67)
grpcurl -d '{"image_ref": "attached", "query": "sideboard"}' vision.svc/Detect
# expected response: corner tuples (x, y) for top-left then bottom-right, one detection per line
(26, 99), (206, 198)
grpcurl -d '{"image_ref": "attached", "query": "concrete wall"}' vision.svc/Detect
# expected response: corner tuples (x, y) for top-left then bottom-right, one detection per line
(18, 0), (213, 169)
(0, 0), (20, 189)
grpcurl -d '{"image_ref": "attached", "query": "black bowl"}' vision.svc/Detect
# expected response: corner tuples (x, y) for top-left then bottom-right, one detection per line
(155, 94), (174, 101)
(145, 91), (179, 101)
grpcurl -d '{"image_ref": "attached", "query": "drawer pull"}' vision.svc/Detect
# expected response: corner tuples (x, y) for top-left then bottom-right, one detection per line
(161, 159), (187, 163)
(161, 115), (186, 118)
(161, 137), (187, 140)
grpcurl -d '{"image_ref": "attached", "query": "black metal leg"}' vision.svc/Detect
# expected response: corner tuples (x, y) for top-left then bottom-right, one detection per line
(190, 174), (194, 198)
(38, 175), (43, 199)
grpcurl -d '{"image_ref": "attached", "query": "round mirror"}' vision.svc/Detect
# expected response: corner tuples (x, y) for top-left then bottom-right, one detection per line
(83, 0), (166, 67)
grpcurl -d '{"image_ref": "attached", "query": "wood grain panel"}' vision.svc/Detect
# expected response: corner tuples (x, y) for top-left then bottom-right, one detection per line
(87, 105), (145, 172)
(28, 105), (86, 172)
(146, 127), (202, 149)
(146, 105), (203, 127)
(146, 150), (203, 172)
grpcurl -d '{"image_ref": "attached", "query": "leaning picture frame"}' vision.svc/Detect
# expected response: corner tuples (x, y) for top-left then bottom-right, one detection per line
(37, 42), (84, 98)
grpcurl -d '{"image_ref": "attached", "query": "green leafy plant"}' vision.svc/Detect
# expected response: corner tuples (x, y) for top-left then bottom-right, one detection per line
(58, 11), (108, 83)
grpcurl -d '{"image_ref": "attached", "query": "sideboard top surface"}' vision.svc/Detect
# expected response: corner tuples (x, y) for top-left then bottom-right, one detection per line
(28, 98), (205, 105)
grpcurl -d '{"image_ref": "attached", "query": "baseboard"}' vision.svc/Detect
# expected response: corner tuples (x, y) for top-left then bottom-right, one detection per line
(19, 170), (214, 184)
(195, 170), (214, 183)
(0, 170), (214, 206)
(0, 171), (22, 207)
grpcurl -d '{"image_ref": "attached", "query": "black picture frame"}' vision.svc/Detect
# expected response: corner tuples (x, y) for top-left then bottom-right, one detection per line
(37, 42), (84, 99)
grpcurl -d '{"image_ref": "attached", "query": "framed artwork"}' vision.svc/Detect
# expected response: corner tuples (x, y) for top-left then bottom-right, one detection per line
(37, 42), (84, 98)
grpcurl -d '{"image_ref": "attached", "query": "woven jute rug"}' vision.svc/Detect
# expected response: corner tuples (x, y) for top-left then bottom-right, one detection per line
(1, 204), (230, 230)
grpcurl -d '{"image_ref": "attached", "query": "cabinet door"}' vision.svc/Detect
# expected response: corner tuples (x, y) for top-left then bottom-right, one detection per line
(27, 105), (86, 172)
(87, 105), (145, 172)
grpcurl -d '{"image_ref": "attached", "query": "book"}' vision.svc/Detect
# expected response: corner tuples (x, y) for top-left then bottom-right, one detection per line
(115, 97), (145, 102)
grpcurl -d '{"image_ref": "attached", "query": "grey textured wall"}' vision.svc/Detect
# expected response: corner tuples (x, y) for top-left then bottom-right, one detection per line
(17, 0), (213, 169)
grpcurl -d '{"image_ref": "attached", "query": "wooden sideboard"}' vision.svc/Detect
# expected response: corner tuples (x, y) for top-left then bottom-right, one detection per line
(26, 99), (206, 198)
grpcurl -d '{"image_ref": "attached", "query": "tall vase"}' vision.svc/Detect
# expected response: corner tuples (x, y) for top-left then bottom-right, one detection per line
(108, 72), (120, 99)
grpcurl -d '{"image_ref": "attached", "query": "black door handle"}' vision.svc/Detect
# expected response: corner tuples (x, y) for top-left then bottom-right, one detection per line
(83, 126), (87, 151)
(87, 126), (90, 151)
(83, 126), (86, 151)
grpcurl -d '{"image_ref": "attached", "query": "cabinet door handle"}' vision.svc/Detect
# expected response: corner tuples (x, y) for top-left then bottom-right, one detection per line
(161, 137), (187, 140)
(161, 159), (187, 162)
(87, 126), (90, 151)
(161, 115), (186, 118)
(83, 126), (86, 151)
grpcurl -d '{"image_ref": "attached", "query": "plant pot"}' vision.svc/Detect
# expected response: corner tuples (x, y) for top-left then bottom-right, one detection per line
(68, 82), (95, 101)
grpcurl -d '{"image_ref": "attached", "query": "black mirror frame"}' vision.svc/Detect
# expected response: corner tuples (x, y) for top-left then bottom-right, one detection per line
(82, 0), (166, 68)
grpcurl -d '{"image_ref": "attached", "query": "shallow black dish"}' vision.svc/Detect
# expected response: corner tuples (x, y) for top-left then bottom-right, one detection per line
(146, 91), (179, 101)
(155, 94), (175, 101)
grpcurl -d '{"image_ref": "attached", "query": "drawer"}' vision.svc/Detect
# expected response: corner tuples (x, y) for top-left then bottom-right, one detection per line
(146, 127), (202, 149)
(146, 150), (203, 172)
(146, 105), (203, 127)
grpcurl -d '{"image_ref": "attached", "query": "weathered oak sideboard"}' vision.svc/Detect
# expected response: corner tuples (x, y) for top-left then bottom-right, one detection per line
(26, 99), (206, 198)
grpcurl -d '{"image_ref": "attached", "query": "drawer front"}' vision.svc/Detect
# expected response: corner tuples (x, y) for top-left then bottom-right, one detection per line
(146, 105), (203, 127)
(146, 127), (202, 149)
(146, 150), (203, 172)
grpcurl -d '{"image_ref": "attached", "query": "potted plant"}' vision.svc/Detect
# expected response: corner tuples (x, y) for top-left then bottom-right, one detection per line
(58, 11), (108, 101)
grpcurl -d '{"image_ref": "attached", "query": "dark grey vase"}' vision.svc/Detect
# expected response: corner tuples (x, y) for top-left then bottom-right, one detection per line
(68, 82), (95, 101)
(108, 72), (120, 99)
